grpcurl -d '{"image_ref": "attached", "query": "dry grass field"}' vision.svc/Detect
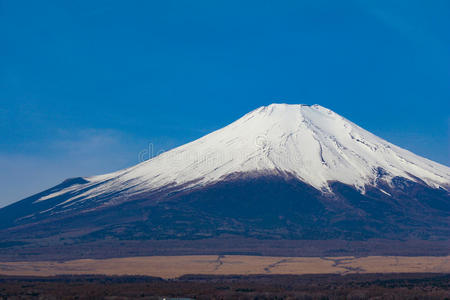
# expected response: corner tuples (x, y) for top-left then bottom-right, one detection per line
(0, 255), (448, 278)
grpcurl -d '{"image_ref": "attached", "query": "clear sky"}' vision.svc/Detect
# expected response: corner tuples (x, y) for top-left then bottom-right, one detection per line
(1, 0), (449, 207)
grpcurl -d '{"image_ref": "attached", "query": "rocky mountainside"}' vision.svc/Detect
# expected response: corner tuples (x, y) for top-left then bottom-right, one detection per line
(0, 104), (449, 254)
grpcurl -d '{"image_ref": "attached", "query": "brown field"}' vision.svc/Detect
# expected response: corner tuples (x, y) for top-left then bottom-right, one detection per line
(0, 255), (448, 278)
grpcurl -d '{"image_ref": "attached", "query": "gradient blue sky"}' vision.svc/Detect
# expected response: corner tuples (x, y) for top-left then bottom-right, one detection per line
(1, 0), (449, 207)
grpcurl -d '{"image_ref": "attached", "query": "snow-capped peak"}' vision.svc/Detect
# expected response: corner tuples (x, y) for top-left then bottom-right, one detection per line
(36, 103), (450, 204)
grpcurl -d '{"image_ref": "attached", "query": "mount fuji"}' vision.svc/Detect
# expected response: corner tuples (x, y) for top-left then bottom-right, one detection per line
(1, 104), (449, 258)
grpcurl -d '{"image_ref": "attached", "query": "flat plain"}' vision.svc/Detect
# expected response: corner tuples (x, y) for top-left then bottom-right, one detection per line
(0, 255), (448, 278)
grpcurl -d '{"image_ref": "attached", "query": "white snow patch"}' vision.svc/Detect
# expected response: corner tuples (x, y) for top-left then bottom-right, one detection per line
(36, 103), (450, 208)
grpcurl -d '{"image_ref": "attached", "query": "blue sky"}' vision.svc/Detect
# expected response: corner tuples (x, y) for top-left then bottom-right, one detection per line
(1, 0), (449, 207)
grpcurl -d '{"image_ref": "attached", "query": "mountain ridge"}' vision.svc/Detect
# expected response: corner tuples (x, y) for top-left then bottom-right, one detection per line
(0, 103), (449, 257)
(29, 104), (450, 210)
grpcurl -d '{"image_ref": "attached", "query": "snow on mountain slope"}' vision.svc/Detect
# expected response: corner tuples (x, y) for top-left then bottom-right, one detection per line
(36, 104), (450, 207)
